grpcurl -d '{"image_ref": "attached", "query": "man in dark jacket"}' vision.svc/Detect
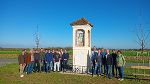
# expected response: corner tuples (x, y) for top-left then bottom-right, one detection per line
(18, 50), (26, 77)
(101, 48), (107, 74)
(34, 50), (40, 72)
(45, 49), (53, 73)
(111, 50), (118, 77)
(62, 50), (69, 72)
(106, 50), (113, 79)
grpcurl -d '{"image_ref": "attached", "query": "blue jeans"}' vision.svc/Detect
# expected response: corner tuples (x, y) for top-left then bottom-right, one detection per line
(106, 65), (112, 78)
(27, 62), (33, 74)
(27, 61), (34, 74)
(45, 61), (53, 72)
(118, 66), (124, 79)
(92, 61), (96, 76)
(96, 62), (102, 75)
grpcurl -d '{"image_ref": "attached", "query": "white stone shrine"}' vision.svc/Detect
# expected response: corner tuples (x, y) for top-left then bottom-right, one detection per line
(70, 18), (93, 73)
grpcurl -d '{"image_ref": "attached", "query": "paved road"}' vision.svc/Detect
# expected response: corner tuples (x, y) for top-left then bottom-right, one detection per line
(125, 63), (150, 67)
(0, 59), (18, 67)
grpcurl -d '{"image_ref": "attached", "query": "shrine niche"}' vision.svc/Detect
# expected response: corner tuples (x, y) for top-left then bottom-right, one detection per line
(70, 18), (93, 73)
(76, 29), (85, 47)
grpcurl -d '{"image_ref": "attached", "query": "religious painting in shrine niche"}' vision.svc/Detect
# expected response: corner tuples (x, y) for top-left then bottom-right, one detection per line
(76, 29), (85, 47)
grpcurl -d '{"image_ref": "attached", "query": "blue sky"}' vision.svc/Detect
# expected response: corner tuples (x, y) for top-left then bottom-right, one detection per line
(0, 0), (150, 49)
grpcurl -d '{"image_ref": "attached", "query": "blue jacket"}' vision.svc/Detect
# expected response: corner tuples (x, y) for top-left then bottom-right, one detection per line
(45, 52), (53, 62)
(62, 53), (69, 60)
(91, 51), (98, 61)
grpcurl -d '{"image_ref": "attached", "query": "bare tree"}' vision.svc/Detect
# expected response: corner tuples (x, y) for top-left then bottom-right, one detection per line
(34, 25), (40, 49)
(134, 10), (150, 53)
(136, 23), (150, 53)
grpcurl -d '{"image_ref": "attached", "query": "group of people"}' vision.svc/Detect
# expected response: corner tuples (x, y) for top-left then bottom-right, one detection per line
(91, 46), (126, 81)
(18, 48), (69, 78)
(18, 47), (125, 81)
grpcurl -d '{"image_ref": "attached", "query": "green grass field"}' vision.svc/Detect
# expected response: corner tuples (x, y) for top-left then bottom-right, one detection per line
(0, 64), (150, 84)
(0, 49), (150, 84)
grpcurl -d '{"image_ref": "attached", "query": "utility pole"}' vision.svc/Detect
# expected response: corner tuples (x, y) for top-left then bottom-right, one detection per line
(35, 25), (40, 49)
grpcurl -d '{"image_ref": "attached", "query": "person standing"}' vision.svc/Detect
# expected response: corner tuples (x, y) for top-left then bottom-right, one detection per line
(34, 50), (40, 72)
(40, 48), (45, 72)
(60, 49), (63, 71)
(23, 49), (27, 73)
(45, 49), (54, 73)
(95, 49), (102, 76)
(18, 50), (26, 77)
(53, 50), (61, 72)
(106, 49), (113, 79)
(26, 50), (32, 74)
(91, 46), (98, 77)
(116, 50), (126, 81)
(30, 49), (35, 73)
(101, 48), (107, 75)
(111, 49), (118, 77)
(62, 50), (69, 72)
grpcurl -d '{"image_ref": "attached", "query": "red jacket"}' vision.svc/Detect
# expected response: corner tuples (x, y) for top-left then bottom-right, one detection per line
(26, 53), (31, 64)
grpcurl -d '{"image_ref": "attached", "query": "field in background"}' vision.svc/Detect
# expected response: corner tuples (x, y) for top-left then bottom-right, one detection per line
(0, 48), (149, 63)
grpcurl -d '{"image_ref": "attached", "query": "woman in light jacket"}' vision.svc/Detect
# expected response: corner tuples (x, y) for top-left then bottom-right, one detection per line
(116, 50), (125, 81)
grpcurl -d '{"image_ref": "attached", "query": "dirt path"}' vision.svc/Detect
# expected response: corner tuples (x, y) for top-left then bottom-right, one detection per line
(0, 59), (18, 67)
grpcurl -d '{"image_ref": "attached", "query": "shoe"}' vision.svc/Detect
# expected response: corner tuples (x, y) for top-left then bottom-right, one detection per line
(118, 78), (121, 80)
(20, 75), (24, 78)
(120, 79), (124, 81)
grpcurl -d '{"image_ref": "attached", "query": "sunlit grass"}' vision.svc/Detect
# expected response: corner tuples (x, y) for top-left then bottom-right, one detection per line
(0, 64), (150, 84)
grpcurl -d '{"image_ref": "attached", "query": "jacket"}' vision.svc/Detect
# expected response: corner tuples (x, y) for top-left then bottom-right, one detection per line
(18, 54), (25, 65)
(62, 53), (69, 61)
(53, 52), (60, 62)
(116, 54), (126, 67)
(26, 53), (31, 64)
(96, 53), (102, 63)
(111, 53), (117, 65)
(34, 53), (40, 62)
(40, 52), (45, 61)
(106, 54), (113, 65)
(45, 52), (53, 62)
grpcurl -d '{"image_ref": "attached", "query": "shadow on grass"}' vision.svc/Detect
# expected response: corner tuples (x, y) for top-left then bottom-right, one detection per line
(124, 75), (150, 81)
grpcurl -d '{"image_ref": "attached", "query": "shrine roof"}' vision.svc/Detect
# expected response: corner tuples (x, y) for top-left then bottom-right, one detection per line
(70, 18), (93, 27)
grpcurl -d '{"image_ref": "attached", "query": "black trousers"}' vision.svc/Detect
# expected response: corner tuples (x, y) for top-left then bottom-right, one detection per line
(34, 61), (40, 72)
(92, 61), (96, 76)
(62, 60), (68, 72)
